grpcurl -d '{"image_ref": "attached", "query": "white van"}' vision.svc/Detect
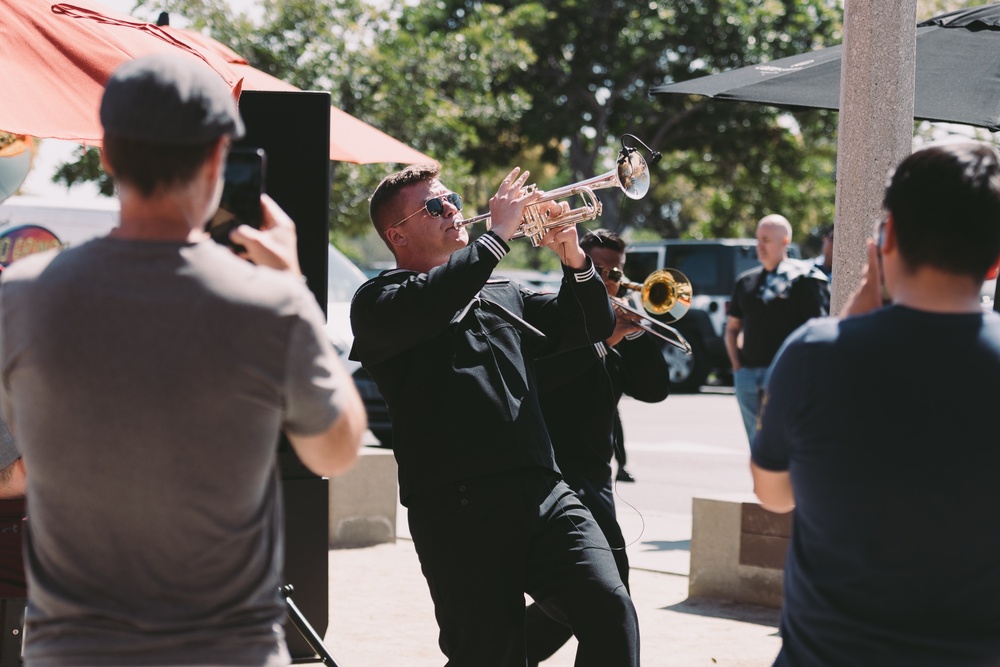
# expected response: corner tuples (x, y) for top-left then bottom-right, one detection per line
(0, 196), (121, 265)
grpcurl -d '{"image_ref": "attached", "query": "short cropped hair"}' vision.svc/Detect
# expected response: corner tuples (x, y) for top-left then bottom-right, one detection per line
(102, 134), (218, 197)
(758, 214), (792, 241)
(580, 228), (626, 254)
(884, 142), (1000, 279)
(369, 163), (442, 245)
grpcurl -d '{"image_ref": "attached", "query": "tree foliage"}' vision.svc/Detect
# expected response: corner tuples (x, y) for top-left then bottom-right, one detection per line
(51, 1), (965, 266)
(51, 147), (115, 197)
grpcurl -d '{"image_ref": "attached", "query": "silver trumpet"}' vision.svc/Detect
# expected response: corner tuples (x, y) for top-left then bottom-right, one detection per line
(454, 149), (650, 246)
(614, 269), (694, 354)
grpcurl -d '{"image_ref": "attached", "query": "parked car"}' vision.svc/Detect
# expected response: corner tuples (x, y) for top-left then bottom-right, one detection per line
(493, 268), (563, 292)
(982, 278), (997, 311)
(324, 246), (393, 447)
(624, 239), (802, 393)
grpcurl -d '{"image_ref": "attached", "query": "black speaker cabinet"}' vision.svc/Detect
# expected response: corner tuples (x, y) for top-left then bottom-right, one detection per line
(235, 90), (332, 661)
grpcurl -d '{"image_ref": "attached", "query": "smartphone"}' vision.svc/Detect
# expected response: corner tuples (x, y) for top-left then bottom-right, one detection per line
(876, 220), (891, 303)
(206, 147), (267, 251)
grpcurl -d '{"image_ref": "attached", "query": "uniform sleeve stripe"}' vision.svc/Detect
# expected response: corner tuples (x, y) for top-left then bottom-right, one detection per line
(574, 263), (597, 283)
(477, 233), (507, 261)
(625, 330), (644, 340)
(594, 342), (608, 358)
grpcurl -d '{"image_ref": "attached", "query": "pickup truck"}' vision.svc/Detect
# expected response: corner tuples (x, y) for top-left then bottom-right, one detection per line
(624, 239), (801, 393)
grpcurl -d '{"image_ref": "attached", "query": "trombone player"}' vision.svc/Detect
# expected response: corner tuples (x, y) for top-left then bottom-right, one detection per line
(524, 229), (671, 666)
(350, 164), (639, 667)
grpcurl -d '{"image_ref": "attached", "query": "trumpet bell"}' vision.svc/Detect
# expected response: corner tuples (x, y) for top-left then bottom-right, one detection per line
(642, 268), (692, 323)
(455, 146), (652, 246)
(617, 149), (650, 200)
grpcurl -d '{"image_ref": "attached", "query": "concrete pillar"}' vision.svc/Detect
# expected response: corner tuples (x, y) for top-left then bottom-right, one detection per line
(831, 0), (918, 314)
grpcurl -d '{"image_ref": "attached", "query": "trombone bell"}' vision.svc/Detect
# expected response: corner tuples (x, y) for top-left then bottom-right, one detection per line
(622, 268), (693, 324)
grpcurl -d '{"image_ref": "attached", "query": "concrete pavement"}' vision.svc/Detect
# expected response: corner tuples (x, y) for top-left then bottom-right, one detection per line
(319, 487), (784, 666)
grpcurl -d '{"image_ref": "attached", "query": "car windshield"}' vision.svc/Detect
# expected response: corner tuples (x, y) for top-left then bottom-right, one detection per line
(327, 245), (368, 302)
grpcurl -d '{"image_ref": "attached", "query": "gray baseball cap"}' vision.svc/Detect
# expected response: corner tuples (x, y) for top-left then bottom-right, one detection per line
(100, 53), (245, 144)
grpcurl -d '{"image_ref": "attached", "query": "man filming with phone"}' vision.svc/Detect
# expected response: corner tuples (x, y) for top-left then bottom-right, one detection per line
(0, 53), (366, 666)
(751, 142), (1000, 665)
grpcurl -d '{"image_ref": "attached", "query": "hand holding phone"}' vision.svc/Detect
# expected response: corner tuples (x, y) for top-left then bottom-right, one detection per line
(230, 195), (303, 277)
(206, 147), (267, 252)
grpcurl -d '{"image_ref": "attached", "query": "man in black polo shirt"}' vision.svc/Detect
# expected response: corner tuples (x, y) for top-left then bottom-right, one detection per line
(350, 165), (639, 666)
(724, 214), (828, 444)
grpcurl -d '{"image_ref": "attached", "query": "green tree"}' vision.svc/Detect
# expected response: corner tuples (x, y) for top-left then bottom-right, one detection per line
(51, 146), (115, 197)
(423, 0), (843, 242)
(52, 0), (845, 250)
(128, 0), (547, 264)
(55, 0), (970, 260)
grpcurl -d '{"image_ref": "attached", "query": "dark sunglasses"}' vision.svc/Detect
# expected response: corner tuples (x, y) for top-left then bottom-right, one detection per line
(388, 193), (464, 229)
(595, 265), (624, 283)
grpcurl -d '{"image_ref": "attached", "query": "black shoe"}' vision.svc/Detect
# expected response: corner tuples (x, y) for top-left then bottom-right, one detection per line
(616, 468), (635, 483)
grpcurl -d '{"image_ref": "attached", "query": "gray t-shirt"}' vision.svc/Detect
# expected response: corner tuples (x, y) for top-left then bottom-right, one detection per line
(0, 238), (347, 666)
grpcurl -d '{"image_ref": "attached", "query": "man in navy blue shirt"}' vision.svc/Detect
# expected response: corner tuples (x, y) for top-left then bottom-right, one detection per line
(752, 142), (1000, 666)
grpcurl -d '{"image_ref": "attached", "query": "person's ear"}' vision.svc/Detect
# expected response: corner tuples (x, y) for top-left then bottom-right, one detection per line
(386, 226), (407, 248)
(882, 213), (898, 255)
(206, 137), (228, 185)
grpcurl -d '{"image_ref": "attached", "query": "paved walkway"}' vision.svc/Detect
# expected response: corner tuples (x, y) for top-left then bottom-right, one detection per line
(320, 501), (784, 667)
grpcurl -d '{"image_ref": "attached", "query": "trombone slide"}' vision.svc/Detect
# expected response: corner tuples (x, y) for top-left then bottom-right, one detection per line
(613, 299), (693, 354)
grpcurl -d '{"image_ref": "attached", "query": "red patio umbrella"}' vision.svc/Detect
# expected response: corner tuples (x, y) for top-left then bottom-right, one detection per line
(0, 0), (432, 164)
(0, 0), (242, 143)
(164, 25), (433, 164)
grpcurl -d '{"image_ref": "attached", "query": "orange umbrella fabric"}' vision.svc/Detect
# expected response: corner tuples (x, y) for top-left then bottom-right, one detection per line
(166, 26), (433, 164)
(0, 1), (242, 143)
(0, 0), (432, 164)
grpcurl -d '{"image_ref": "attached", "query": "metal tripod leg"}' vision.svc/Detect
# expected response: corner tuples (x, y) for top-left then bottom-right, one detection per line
(281, 585), (343, 666)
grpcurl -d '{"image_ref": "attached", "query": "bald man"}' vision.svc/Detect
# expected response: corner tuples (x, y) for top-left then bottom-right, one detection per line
(725, 214), (829, 444)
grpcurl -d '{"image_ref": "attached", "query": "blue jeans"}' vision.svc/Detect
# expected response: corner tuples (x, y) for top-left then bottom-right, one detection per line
(734, 366), (769, 445)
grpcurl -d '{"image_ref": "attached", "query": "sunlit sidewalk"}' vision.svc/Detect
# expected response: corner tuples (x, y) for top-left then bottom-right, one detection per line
(324, 539), (783, 667)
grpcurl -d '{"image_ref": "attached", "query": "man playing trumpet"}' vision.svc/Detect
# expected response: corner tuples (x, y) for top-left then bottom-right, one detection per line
(350, 164), (639, 666)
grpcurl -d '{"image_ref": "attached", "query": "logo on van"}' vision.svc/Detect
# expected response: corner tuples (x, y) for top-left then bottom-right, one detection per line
(0, 225), (62, 268)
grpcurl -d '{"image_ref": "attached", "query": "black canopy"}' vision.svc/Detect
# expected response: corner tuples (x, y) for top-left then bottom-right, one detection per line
(650, 3), (1000, 131)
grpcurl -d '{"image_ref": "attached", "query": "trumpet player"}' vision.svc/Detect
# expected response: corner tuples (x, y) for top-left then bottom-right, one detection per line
(524, 229), (670, 665)
(350, 164), (639, 667)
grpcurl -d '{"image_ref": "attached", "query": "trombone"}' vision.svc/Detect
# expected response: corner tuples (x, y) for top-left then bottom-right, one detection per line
(454, 148), (650, 246)
(614, 269), (694, 354)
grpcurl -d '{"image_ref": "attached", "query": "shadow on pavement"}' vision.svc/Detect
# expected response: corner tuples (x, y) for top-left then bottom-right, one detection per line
(663, 596), (781, 629)
(639, 539), (690, 552)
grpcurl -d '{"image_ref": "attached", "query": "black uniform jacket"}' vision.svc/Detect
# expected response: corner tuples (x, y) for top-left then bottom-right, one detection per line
(537, 333), (670, 472)
(349, 232), (615, 502)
